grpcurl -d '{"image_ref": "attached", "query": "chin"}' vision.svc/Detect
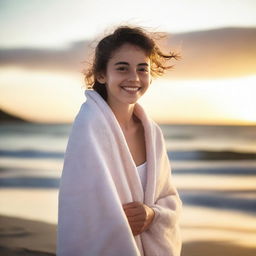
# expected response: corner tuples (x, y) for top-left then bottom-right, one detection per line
(124, 97), (140, 105)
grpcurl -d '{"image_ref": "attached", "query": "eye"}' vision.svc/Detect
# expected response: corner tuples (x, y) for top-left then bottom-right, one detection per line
(116, 66), (128, 71)
(138, 67), (149, 72)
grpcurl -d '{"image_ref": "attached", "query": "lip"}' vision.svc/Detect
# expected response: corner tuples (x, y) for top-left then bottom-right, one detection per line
(121, 86), (141, 94)
(121, 86), (141, 89)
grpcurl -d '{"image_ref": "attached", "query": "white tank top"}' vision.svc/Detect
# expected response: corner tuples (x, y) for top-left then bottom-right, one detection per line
(136, 161), (147, 192)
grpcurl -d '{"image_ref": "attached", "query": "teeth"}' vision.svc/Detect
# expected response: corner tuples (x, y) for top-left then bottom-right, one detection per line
(122, 87), (139, 91)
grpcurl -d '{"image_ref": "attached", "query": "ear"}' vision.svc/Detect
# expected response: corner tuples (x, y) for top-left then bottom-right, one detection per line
(96, 73), (106, 84)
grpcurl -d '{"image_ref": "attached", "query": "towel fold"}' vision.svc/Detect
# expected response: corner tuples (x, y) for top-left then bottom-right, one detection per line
(57, 89), (182, 256)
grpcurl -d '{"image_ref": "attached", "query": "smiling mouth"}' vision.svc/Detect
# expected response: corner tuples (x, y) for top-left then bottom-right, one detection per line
(121, 86), (141, 92)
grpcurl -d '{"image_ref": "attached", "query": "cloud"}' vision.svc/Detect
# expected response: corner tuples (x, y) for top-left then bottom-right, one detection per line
(0, 27), (255, 79)
(0, 41), (91, 73)
(167, 27), (256, 79)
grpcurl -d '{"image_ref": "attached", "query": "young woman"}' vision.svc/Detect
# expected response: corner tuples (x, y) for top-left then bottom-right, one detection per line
(57, 26), (182, 256)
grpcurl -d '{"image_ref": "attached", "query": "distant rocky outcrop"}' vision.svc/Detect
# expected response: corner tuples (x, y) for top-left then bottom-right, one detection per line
(0, 109), (27, 123)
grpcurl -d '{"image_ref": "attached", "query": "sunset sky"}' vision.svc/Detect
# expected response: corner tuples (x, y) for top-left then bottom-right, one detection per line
(0, 0), (256, 125)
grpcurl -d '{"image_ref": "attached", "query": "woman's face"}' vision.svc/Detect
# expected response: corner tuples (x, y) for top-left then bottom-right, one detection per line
(97, 43), (151, 107)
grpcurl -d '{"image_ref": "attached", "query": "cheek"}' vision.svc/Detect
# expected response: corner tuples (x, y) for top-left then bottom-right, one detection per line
(108, 78), (123, 89)
(106, 71), (124, 85)
(142, 74), (151, 85)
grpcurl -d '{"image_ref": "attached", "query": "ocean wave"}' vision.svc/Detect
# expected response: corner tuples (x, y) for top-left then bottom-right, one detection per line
(179, 190), (256, 215)
(0, 177), (60, 188)
(172, 167), (256, 175)
(168, 150), (256, 161)
(1, 148), (256, 161)
(0, 176), (255, 215)
(0, 149), (64, 159)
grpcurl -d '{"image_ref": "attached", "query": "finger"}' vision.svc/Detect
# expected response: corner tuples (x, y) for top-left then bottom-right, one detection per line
(126, 214), (144, 222)
(123, 206), (141, 212)
(125, 213), (145, 222)
(122, 202), (141, 208)
(128, 222), (144, 232)
(123, 204), (138, 210)
(124, 208), (144, 217)
(128, 220), (145, 225)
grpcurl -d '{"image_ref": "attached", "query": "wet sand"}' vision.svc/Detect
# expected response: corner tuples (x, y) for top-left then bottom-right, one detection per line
(0, 215), (56, 255)
(1, 215), (256, 256)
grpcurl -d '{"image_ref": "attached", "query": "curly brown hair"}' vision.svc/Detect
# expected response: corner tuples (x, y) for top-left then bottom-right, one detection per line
(83, 26), (180, 101)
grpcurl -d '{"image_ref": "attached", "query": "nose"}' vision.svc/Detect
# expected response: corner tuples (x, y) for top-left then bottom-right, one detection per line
(127, 69), (139, 82)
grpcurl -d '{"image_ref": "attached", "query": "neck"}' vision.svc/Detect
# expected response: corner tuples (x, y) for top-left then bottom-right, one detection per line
(107, 100), (138, 131)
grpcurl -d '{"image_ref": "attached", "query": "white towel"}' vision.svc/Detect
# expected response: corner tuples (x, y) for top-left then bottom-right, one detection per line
(57, 89), (182, 256)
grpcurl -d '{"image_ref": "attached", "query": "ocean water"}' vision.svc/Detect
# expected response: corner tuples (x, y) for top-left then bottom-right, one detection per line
(0, 123), (256, 247)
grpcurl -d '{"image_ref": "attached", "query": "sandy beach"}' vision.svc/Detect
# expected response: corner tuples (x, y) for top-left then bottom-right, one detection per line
(1, 213), (256, 256)
(0, 215), (55, 256)
(0, 214), (255, 256)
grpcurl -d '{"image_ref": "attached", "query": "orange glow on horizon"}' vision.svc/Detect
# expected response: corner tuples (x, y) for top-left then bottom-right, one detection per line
(0, 68), (256, 125)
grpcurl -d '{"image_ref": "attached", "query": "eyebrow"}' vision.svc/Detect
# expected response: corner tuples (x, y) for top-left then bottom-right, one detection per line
(114, 61), (149, 66)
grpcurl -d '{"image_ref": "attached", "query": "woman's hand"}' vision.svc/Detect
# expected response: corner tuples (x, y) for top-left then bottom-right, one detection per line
(122, 201), (155, 236)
